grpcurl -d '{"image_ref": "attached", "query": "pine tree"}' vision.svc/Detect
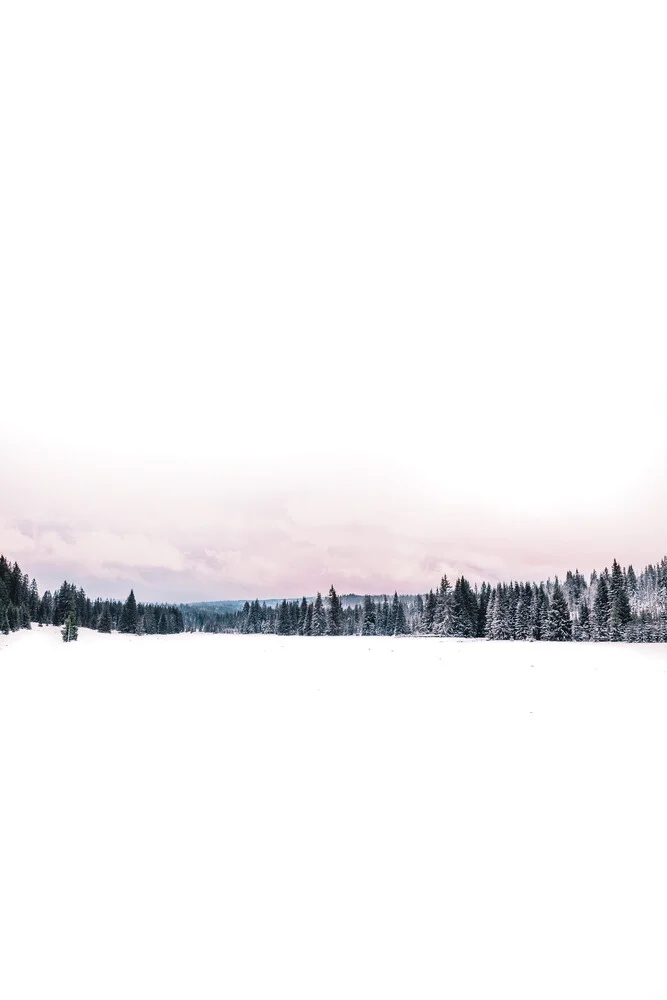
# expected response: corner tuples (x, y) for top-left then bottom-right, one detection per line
(277, 600), (291, 635)
(574, 601), (591, 641)
(452, 577), (477, 637)
(379, 595), (391, 635)
(97, 602), (113, 633)
(420, 590), (437, 634)
(514, 584), (531, 640)
(144, 607), (157, 634)
(29, 578), (40, 621)
(592, 576), (610, 640)
(547, 579), (572, 641)
(119, 590), (138, 634)
(392, 594), (409, 635)
(485, 590), (498, 639)
(432, 576), (453, 636)
(326, 586), (343, 636)
(361, 595), (376, 636)
(608, 559), (631, 641)
(297, 597), (308, 635)
(311, 593), (327, 636)
(8, 604), (19, 631)
(61, 611), (78, 642)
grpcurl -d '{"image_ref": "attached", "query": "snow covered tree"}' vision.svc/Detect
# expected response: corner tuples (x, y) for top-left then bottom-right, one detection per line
(119, 590), (138, 634)
(608, 559), (631, 640)
(432, 576), (453, 636)
(361, 595), (376, 636)
(144, 607), (157, 634)
(392, 593), (409, 635)
(573, 601), (590, 641)
(547, 579), (572, 641)
(378, 595), (391, 635)
(311, 593), (327, 636)
(297, 597), (308, 635)
(326, 586), (343, 636)
(514, 585), (531, 640)
(592, 576), (610, 640)
(61, 611), (78, 642)
(277, 600), (291, 635)
(452, 577), (478, 637)
(420, 590), (437, 634)
(97, 602), (113, 633)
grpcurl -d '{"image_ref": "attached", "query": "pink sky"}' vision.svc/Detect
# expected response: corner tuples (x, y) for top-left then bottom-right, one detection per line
(2, 0), (666, 602)
(2, 435), (667, 602)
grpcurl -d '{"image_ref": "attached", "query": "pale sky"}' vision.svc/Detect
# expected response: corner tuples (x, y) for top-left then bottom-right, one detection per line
(2, 1), (666, 601)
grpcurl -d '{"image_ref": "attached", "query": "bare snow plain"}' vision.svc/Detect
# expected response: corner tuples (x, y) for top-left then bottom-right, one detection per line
(2, 627), (667, 1000)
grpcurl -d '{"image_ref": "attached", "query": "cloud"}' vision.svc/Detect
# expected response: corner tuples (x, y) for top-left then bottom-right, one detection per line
(2, 0), (667, 598)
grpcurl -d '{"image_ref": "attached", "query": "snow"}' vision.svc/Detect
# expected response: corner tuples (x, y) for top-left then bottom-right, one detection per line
(2, 627), (667, 1000)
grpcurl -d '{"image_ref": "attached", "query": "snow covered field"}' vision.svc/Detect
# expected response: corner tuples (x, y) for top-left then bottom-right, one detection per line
(2, 627), (667, 1000)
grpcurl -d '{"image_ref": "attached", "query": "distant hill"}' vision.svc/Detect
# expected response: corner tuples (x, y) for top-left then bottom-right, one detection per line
(182, 593), (415, 612)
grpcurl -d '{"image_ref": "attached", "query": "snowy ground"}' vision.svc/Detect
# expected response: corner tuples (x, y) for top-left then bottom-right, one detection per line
(2, 627), (667, 999)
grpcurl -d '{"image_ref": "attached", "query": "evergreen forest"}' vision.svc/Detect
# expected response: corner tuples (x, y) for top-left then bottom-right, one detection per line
(3, 552), (663, 642)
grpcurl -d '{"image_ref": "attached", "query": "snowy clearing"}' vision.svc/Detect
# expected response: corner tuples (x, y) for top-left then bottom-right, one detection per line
(2, 627), (667, 999)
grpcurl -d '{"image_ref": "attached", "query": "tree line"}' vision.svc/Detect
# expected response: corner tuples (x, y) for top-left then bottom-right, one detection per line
(182, 557), (667, 642)
(0, 555), (184, 641)
(3, 551), (667, 643)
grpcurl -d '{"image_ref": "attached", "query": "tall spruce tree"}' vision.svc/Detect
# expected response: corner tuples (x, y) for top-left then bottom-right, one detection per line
(61, 611), (78, 642)
(119, 590), (138, 634)
(592, 576), (610, 640)
(277, 600), (291, 635)
(547, 579), (572, 641)
(326, 586), (343, 636)
(311, 593), (327, 636)
(392, 593), (409, 636)
(97, 602), (113, 633)
(608, 559), (631, 641)
(361, 595), (376, 636)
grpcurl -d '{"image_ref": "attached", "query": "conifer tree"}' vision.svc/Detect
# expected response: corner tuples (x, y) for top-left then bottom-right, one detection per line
(592, 576), (610, 640)
(608, 559), (631, 640)
(392, 594), (409, 635)
(361, 595), (376, 636)
(547, 579), (572, 641)
(144, 607), (157, 634)
(420, 590), (437, 634)
(311, 593), (327, 636)
(297, 597), (308, 635)
(326, 586), (343, 636)
(119, 590), (138, 634)
(485, 590), (498, 639)
(379, 595), (391, 635)
(277, 599), (291, 635)
(97, 602), (113, 633)
(432, 576), (453, 636)
(61, 611), (78, 642)
(574, 601), (591, 641)
(29, 578), (40, 620)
